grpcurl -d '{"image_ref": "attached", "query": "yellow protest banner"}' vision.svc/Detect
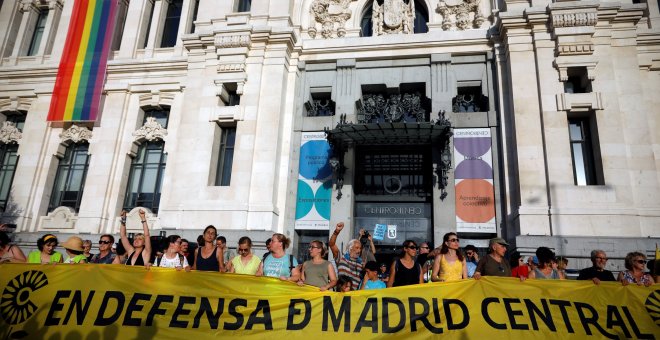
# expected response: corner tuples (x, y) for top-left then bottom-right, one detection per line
(0, 264), (657, 339)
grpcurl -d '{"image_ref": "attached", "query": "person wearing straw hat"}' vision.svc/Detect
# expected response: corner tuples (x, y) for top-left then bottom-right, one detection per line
(61, 236), (88, 264)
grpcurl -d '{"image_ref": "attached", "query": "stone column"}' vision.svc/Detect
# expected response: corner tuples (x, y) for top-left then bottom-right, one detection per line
(430, 53), (453, 114)
(144, 0), (170, 57)
(117, 0), (153, 59)
(499, 17), (551, 235)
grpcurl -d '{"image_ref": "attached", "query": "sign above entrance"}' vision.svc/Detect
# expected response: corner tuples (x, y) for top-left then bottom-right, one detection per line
(355, 203), (432, 245)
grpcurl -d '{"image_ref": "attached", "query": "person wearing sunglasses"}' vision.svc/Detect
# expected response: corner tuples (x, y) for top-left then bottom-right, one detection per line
(577, 250), (615, 284)
(90, 235), (117, 264)
(388, 240), (424, 287)
(298, 240), (337, 291)
(431, 232), (467, 282)
(618, 251), (653, 286)
(473, 237), (512, 279)
(227, 236), (262, 275)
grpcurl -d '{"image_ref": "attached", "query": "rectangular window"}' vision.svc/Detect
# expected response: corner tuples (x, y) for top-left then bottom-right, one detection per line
(49, 143), (90, 212)
(143, 3), (155, 48)
(568, 117), (602, 186)
(160, 0), (183, 48)
(0, 144), (19, 211)
(124, 109), (169, 213)
(215, 127), (236, 186)
(237, 0), (252, 12)
(27, 9), (48, 56)
(190, 0), (200, 33)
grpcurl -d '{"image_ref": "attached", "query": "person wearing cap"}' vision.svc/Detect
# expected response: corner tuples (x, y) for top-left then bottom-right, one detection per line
(62, 236), (88, 264)
(28, 234), (63, 264)
(473, 237), (512, 279)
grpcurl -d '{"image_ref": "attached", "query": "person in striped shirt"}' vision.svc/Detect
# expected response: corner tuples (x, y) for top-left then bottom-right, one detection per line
(328, 222), (363, 291)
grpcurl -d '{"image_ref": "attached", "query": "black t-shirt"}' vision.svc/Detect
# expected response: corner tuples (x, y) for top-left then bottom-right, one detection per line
(577, 266), (615, 281)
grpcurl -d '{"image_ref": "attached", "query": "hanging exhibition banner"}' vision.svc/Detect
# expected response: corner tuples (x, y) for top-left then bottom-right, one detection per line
(454, 128), (496, 233)
(294, 132), (332, 229)
(0, 264), (657, 339)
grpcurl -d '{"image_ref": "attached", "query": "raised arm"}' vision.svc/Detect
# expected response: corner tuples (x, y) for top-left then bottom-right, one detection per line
(139, 209), (152, 264)
(328, 222), (344, 260)
(119, 210), (134, 255)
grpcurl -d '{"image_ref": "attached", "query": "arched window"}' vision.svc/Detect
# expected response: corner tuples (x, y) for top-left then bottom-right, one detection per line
(360, 0), (429, 37)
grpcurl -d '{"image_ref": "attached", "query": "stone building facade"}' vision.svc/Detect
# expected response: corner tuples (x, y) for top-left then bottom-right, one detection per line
(0, 0), (658, 270)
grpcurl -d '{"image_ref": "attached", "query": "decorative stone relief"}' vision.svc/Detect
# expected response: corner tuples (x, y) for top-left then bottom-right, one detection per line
(436, 0), (484, 31)
(218, 63), (245, 73)
(305, 99), (335, 116)
(309, 0), (352, 39)
(0, 122), (22, 144)
(551, 12), (597, 28)
(373, 0), (415, 35)
(60, 125), (92, 144)
(357, 93), (428, 123)
(132, 117), (167, 142)
(215, 34), (250, 48)
(40, 206), (77, 230)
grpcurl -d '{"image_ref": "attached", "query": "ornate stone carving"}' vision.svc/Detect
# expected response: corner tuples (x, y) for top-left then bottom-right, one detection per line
(218, 63), (245, 73)
(132, 117), (167, 142)
(60, 125), (92, 144)
(309, 0), (352, 39)
(215, 35), (250, 48)
(0, 122), (22, 144)
(552, 12), (597, 28)
(373, 0), (415, 35)
(436, 0), (484, 31)
(305, 99), (335, 117)
(357, 93), (428, 123)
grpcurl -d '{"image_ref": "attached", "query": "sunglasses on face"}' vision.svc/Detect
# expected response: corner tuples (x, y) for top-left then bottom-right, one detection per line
(99, 240), (112, 245)
(238, 248), (249, 253)
(406, 246), (418, 250)
(308, 246), (321, 250)
(448, 238), (459, 243)
(635, 259), (646, 264)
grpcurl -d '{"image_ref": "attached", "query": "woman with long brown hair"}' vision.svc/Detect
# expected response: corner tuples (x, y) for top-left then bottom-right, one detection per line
(431, 232), (467, 282)
(193, 225), (224, 272)
(388, 240), (424, 287)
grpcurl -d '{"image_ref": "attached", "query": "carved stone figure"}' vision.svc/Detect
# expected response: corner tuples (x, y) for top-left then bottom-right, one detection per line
(309, 0), (352, 39)
(373, 0), (415, 35)
(357, 93), (428, 123)
(59, 125), (93, 144)
(0, 122), (22, 144)
(132, 117), (167, 142)
(437, 0), (484, 31)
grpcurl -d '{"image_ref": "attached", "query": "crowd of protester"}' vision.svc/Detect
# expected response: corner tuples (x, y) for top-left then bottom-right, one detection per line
(0, 218), (657, 291)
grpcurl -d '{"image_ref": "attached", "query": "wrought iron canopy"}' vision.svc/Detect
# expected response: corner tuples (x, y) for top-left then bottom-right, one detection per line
(324, 112), (453, 200)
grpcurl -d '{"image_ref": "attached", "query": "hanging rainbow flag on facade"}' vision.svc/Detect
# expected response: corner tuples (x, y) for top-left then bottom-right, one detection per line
(47, 0), (118, 121)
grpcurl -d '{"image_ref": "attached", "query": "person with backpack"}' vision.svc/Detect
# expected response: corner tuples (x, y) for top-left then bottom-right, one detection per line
(156, 235), (190, 271)
(260, 233), (300, 281)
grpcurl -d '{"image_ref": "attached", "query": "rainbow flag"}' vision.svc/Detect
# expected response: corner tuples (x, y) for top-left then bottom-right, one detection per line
(47, 0), (118, 121)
